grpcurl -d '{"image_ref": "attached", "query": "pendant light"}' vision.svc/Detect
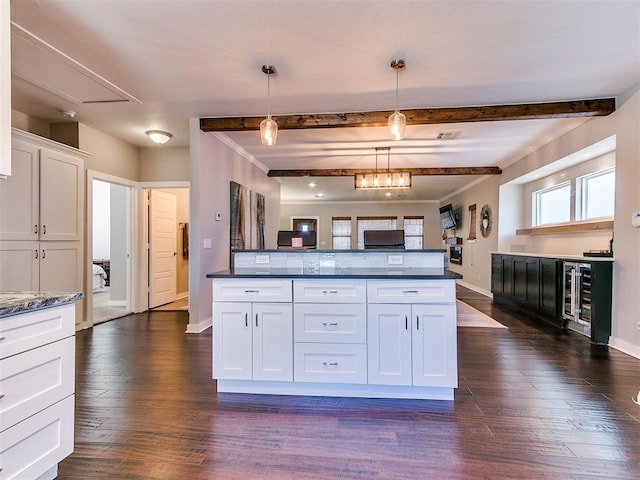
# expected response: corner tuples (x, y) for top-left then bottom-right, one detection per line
(260, 65), (278, 146)
(388, 59), (406, 141)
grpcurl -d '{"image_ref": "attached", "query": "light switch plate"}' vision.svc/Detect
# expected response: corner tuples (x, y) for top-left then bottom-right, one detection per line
(256, 254), (270, 264)
(203, 238), (212, 248)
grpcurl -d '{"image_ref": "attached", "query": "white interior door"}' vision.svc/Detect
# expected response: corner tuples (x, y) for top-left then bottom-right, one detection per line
(149, 190), (177, 308)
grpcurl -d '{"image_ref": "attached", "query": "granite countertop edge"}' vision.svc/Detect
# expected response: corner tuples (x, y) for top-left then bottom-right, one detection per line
(0, 292), (84, 318)
(206, 269), (462, 280)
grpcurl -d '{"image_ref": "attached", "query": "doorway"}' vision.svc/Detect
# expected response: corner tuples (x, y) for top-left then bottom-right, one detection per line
(146, 187), (190, 311)
(91, 178), (134, 324)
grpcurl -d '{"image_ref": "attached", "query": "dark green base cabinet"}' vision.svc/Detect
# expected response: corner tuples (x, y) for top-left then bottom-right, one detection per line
(491, 254), (613, 345)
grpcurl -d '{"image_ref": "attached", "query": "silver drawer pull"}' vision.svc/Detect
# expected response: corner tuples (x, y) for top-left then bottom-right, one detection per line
(244, 289), (259, 294)
(322, 322), (339, 327)
(0, 337), (6, 342)
(322, 290), (338, 294)
(0, 393), (4, 399)
(402, 290), (418, 294)
(322, 362), (339, 366)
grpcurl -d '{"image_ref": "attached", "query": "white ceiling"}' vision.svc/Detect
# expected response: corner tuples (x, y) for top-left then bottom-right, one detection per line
(9, 0), (640, 202)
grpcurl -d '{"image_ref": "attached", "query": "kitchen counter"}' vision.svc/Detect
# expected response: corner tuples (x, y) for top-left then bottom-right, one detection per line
(491, 252), (614, 262)
(0, 291), (83, 318)
(207, 267), (462, 279)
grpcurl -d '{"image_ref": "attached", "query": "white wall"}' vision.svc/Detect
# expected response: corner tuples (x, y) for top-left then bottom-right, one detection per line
(188, 126), (281, 333)
(92, 180), (111, 260)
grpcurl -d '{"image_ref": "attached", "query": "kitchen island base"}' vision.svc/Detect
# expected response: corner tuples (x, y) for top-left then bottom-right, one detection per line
(217, 380), (454, 400)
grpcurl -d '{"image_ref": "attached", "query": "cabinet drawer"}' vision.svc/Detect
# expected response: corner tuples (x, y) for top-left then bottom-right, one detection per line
(0, 336), (74, 432)
(213, 279), (292, 302)
(293, 279), (366, 303)
(0, 394), (74, 480)
(367, 280), (455, 304)
(294, 343), (367, 384)
(0, 303), (74, 359)
(294, 304), (366, 344)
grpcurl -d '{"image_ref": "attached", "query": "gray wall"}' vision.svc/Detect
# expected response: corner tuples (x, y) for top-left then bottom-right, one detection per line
(140, 147), (190, 182)
(109, 183), (129, 303)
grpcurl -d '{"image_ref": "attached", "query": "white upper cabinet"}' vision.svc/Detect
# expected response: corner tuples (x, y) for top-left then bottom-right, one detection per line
(0, 1), (11, 178)
(0, 131), (85, 241)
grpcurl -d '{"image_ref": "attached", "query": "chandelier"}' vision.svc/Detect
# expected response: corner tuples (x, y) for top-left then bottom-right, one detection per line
(354, 147), (411, 190)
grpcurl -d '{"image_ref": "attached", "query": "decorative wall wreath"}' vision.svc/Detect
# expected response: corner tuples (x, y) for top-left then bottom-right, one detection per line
(480, 204), (492, 238)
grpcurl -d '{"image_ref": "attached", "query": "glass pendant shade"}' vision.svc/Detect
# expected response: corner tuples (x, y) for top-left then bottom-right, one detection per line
(388, 110), (406, 141)
(260, 117), (278, 146)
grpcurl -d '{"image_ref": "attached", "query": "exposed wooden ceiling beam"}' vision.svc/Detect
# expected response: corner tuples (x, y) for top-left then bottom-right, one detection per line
(267, 167), (502, 178)
(200, 98), (615, 132)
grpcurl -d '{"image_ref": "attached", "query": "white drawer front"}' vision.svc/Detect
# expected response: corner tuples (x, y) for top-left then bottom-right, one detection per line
(367, 280), (455, 304)
(293, 279), (366, 303)
(294, 343), (367, 384)
(294, 304), (366, 344)
(0, 336), (75, 431)
(213, 279), (292, 302)
(0, 304), (75, 360)
(0, 395), (74, 480)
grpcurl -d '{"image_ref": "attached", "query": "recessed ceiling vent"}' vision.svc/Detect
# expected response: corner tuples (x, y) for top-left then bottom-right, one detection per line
(436, 131), (462, 140)
(11, 22), (141, 105)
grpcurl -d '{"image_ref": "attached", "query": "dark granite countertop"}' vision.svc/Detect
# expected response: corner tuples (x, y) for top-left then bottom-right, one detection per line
(0, 291), (84, 318)
(207, 267), (462, 280)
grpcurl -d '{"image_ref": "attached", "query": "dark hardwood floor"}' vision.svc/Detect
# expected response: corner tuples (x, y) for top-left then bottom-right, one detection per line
(58, 287), (640, 479)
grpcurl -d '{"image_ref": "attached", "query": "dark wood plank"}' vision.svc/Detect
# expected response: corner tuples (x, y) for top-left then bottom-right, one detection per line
(57, 292), (640, 479)
(267, 166), (502, 178)
(200, 98), (616, 131)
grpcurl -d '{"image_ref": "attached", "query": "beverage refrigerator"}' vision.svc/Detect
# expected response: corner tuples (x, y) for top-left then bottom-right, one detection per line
(562, 261), (593, 338)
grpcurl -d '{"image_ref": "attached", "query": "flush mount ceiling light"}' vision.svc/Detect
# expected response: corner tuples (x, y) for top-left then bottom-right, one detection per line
(388, 59), (406, 141)
(355, 147), (411, 190)
(260, 65), (278, 146)
(146, 130), (173, 145)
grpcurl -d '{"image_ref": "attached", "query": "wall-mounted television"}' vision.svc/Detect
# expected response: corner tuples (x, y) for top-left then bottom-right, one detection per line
(439, 204), (457, 230)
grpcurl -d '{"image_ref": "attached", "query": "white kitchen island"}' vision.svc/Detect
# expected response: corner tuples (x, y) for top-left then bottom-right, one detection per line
(207, 249), (461, 400)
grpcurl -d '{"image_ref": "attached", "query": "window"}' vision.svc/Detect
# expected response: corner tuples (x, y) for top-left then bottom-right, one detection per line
(332, 217), (352, 249)
(532, 181), (571, 226)
(356, 216), (397, 249)
(403, 216), (424, 249)
(577, 168), (615, 220)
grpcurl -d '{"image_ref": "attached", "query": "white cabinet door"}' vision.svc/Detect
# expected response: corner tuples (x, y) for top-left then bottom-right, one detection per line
(0, 241), (39, 291)
(213, 302), (292, 381)
(412, 304), (457, 387)
(39, 148), (83, 241)
(367, 304), (412, 386)
(252, 303), (292, 381)
(39, 241), (82, 292)
(213, 302), (252, 380)
(0, 141), (39, 240)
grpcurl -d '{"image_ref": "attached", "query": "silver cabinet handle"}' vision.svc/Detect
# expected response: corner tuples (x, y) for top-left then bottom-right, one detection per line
(245, 313), (248, 327)
(322, 362), (338, 366)
(0, 393), (4, 399)
(416, 315), (420, 330)
(322, 290), (338, 294)
(403, 290), (418, 294)
(255, 313), (259, 327)
(42, 249), (46, 259)
(322, 322), (338, 326)
(34, 249), (38, 259)
(244, 289), (259, 294)
(405, 315), (408, 330)
(0, 337), (5, 341)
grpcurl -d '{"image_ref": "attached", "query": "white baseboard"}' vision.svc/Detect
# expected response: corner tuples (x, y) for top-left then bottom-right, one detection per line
(608, 337), (640, 359)
(456, 280), (493, 299)
(108, 300), (127, 307)
(176, 292), (188, 300)
(186, 316), (211, 334)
